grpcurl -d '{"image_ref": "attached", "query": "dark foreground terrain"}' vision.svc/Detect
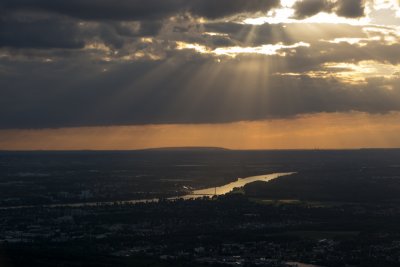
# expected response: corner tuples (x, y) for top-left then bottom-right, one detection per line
(1, 149), (400, 266)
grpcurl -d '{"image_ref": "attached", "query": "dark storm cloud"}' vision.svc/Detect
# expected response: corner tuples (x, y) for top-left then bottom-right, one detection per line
(0, 0), (279, 50)
(335, 0), (365, 18)
(293, 0), (333, 19)
(0, 17), (85, 49)
(87, 21), (163, 49)
(1, 0), (280, 20)
(292, 0), (365, 19)
(0, 14), (163, 50)
(1, 51), (400, 129)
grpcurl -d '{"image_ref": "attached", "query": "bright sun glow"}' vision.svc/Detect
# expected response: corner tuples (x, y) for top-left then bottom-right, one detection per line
(302, 61), (400, 84)
(213, 42), (310, 57)
(176, 41), (310, 57)
(243, 9), (370, 25)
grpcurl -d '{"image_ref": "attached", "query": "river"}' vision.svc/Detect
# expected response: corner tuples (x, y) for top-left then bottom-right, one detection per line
(1, 172), (295, 209)
(177, 172), (295, 199)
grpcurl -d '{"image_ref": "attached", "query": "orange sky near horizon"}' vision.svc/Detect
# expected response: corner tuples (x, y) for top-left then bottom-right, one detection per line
(1, 112), (400, 151)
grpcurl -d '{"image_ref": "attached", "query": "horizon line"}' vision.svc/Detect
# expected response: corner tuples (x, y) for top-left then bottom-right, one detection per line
(1, 147), (400, 152)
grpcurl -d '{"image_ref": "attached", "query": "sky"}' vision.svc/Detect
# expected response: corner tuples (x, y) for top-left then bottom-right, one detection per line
(1, 0), (400, 150)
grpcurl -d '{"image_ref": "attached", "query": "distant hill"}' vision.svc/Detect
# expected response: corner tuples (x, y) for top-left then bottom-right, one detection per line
(141, 147), (230, 152)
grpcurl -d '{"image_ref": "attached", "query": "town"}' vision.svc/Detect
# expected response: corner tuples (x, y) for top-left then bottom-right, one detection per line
(1, 194), (400, 267)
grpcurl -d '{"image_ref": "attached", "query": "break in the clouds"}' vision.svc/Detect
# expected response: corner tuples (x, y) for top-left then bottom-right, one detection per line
(1, 0), (400, 129)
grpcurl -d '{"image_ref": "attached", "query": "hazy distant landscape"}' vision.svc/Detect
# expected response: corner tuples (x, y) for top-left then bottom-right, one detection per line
(2, 149), (400, 207)
(1, 149), (400, 266)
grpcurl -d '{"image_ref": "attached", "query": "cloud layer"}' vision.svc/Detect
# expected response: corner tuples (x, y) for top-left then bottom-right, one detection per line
(1, 0), (400, 129)
(293, 0), (365, 19)
(1, 0), (280, 20)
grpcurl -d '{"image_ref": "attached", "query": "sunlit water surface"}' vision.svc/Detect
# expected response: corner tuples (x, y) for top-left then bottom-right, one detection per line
(1, 172), (295, 209)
